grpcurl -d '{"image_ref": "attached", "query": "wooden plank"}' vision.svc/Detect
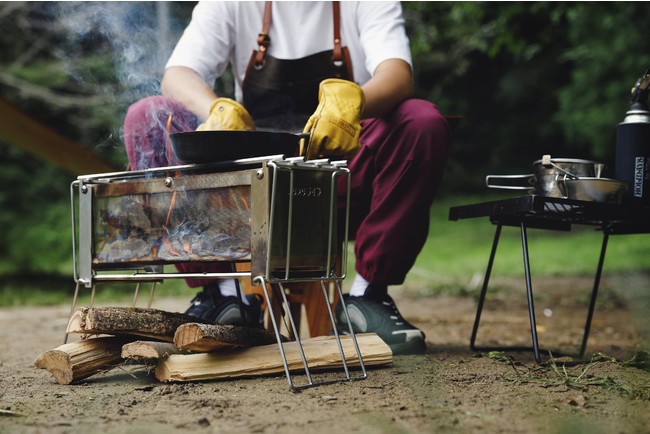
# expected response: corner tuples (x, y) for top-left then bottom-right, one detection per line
(66, 307), (212, 342)
(174, 322), (282, 352)
(121, 341), (182, 361)
(34, 337), (130, 385)
(155, 333), (392, 382)
(0, 97), (117, 175)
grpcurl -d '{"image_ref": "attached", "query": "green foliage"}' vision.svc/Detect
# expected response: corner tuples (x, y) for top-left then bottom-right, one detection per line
(555, 2), (650, 160)
(0, 144), (73, 274)
(1, 2), (650, 296)
(403, 2), (649, 193)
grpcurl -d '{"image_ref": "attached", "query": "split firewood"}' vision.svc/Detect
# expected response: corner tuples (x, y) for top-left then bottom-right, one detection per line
(156, 333), (392, 382)
(174, 322), (284, 352)
(66, 307), (212, 342)
(34, 336), (131, 385)
(121, 341), (183, 361)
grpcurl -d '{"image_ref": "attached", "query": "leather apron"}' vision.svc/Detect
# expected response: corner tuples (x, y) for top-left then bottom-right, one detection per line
(242, 1), (353, 131)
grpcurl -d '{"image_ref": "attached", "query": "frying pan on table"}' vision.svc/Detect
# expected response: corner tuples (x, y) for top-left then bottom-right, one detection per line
(170, 130), (308, 164)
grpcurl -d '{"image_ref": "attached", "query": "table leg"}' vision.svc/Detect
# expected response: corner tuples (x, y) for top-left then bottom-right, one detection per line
(470, 221), (603, 365)
(470, 224), (502, 351)
(520, 222), (542, 364)
(579, 229), (610, 357)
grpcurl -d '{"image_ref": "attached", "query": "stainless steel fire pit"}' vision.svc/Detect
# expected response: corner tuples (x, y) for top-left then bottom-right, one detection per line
(69, 154), (366, 389)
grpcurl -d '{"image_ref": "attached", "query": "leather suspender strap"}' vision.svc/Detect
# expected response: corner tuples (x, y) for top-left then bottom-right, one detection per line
(254, 2), (343, 68)
(332, 1), (343, 64)
(254, 1), (272, 67)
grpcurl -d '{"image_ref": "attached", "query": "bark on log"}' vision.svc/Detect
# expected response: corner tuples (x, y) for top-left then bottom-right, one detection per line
(156, 333), (392, 382)
(66, 307), (211, 342)
(34, 337), (130, 385)
(121, 341), (182, 361)
(174, 322), (283, 352)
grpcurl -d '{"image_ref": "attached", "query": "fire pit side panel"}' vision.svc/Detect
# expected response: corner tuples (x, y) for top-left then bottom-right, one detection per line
(250, 162), (341, 280)
(90, 171), (253, 266)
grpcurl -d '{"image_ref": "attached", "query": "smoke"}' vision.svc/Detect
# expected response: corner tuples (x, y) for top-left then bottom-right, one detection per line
(49, 1), (183, 104)
(41, 2), (192, 162)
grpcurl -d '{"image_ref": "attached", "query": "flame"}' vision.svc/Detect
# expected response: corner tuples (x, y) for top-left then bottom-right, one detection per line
(166, 113), (173, 165)
(162, 189), (181, 256)
(240, 196), (249, 211)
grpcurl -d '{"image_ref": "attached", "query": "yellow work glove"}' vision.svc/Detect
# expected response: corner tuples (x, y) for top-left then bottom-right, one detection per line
(196, 98), (255, 131)
(302, 79), (365, 160)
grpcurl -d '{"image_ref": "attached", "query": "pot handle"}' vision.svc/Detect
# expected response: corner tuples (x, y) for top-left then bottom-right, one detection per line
(556, 173), (570, 199)
(485, 174), (535, 190)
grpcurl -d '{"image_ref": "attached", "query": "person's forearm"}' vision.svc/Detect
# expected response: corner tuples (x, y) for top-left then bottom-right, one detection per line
(161, 66), (218, 121)
(361, 59), (413, 119)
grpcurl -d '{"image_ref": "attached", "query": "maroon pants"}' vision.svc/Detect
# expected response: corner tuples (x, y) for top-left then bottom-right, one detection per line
(123, 96), (450, 287)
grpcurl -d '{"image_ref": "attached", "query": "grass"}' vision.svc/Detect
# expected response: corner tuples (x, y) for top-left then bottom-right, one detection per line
(488, 350), (650, 401)
(405, 194), (650, 294)
(1, 193), (649, 307)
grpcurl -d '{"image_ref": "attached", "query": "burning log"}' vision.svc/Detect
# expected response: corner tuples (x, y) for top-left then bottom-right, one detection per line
(155, 333), (392, 382)
(174, 322), (283, 352)
(34, 337), (131, 385)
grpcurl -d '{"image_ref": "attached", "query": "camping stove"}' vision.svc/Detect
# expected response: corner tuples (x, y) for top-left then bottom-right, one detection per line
(71, 155), (349, 286)
(69, 154), (367, 389)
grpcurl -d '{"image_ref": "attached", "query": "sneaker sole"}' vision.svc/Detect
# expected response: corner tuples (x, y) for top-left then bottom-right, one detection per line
(388, 338), (427, 355)
(335, 328), (427, 355)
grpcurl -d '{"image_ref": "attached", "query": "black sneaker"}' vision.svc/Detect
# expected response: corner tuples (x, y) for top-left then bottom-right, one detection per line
(335, 294), (426, 355)
(185, 285), (264, 329)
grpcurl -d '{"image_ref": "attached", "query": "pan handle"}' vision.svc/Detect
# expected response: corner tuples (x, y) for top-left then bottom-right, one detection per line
(297, 132), (310, 157)
(485, 174), (535, 190)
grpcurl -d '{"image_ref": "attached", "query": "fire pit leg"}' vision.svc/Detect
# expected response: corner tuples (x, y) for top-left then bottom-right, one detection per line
(64, 280), (82, 344)
(147, 282), (157, 308)
(330, 279), (368, 382)
(253, 276), (367, 390)
(132, 282), (141, 307)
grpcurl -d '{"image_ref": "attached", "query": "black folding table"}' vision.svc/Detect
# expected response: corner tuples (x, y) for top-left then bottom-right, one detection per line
(449, 195), (650, 363)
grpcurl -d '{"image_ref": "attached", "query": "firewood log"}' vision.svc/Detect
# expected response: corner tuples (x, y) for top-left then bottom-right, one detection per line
(66, 307), (211, 342)
(174, 322), (283, 352)
(156, 333), (392, 382)
(121, 341), (182, 361)
(34, 337), (130, 385)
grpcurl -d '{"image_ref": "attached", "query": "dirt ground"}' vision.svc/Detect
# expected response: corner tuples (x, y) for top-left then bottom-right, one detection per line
(1, 273), (650, 434)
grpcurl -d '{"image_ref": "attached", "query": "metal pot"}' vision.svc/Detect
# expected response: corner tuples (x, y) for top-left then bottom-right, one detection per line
(486, 157), (605, 197)
(557, 177), (629, 204)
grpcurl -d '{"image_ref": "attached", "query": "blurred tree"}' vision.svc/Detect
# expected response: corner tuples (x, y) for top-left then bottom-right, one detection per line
(1, 1), (649, 274)
(0, 2), (193, 275)
(555, 2), (650, 161)
(403, 2), (650, 193)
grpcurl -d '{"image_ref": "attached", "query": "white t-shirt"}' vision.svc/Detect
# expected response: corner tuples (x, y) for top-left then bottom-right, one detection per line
(166, 1), (412, 103)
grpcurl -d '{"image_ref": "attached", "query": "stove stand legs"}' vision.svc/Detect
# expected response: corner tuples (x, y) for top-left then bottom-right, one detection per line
(470, 223), (609, 364)
(64, 280), (83, 344)
(254, 276), (367, 390)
